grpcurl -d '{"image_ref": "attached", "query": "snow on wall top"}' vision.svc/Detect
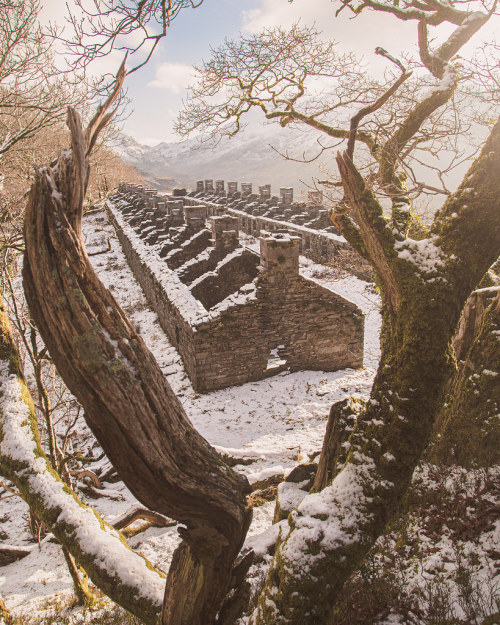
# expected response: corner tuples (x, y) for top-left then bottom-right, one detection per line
(106, 199), (258, 326)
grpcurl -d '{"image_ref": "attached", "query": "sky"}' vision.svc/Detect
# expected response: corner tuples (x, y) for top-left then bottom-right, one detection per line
(39, 0), (497, 146)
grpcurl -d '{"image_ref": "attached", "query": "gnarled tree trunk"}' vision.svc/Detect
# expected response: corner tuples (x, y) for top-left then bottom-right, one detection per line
(252, 119), (500, 624)
(22, 92), (251, 625)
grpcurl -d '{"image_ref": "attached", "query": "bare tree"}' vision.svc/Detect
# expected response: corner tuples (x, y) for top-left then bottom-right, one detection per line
(0, 0), (97, 265)
(174, 2), (500, 622)
(0, 0), (90, 159)
(177, 17), (495, 211)
(88, 144), (145, 199)
(65, 0), (204, 78)
(3, 1), (498, 624)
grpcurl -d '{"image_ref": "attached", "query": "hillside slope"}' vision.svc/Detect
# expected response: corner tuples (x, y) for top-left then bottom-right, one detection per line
(112, 125), (330, 192)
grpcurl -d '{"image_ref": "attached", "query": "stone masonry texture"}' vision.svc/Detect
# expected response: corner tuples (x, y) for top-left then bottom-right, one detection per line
(107, 183), (364, 392)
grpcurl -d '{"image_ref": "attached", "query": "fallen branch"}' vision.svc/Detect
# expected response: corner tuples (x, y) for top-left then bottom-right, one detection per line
(84, 206), (106, 215)
(87, 237), (112, 256)
(122, 521), (172, 539)
(70, 469), (103, 489)
(98, 464), (119, 483)
(113, 504), (173, 531)
(78, 485), (124, 501)
(0, 545), (33, 566)
(218, 453), (259, 468)
(0, 480), (19, 497)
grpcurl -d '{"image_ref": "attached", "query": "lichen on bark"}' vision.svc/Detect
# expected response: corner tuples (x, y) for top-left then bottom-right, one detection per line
(252, 119), (500, 625)
(0, 297), (165, 624)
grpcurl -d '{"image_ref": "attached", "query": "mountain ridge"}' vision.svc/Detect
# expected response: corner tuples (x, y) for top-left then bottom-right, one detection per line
(112, 125), (332, 194)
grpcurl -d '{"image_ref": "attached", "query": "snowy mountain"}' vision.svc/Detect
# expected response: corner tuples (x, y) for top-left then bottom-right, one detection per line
(112, 125), (335, 193)
(111, 134), (183, 190)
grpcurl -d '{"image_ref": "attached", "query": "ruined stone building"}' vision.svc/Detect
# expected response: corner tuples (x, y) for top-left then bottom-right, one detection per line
(106, 183), (364, 392)
(185, 179), (352, 264)
(191, 179), (334, 231)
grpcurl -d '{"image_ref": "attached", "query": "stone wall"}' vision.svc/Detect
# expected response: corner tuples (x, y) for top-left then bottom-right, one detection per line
(190, 249), (260, 310)
(183, 196), (349, 263)
(108, 185), (364, 392)
(108, 204), (200, 385)
(193, 239), (364, 390)
(165, 229), (212, 270)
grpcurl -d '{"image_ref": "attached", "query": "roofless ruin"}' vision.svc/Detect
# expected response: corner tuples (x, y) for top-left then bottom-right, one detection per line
(107, 181), (364, 392)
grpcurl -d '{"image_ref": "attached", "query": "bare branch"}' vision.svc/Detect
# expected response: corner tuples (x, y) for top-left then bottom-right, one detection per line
(63, 0), (204, 80)
(347, 63), (411, 158)
(336, 150), (400, 320)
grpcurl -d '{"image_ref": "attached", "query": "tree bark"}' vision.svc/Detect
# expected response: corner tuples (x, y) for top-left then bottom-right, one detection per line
(0, 296), (164, 624)
(22, 105), (252, 624)
(312, 397), (365, 492)
(430, 286), (500, 467)
(252, 118), (500, 624)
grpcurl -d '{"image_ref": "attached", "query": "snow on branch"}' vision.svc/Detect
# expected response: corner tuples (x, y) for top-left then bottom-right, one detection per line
(0, 302), (164, 625)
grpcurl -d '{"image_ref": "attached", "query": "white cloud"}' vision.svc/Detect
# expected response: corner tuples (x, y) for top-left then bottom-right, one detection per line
(242, 0), (334, 34)
(241, 0), (417, 62)
(241, 0), (497, 64)
(39, 0), (71, 26)
(147, 62), (196, 94)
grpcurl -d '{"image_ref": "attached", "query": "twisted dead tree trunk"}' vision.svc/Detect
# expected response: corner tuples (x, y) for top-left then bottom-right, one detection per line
(252, 119), (500, 624)
(22, 67), (251, 625)
(0, 296), (165, 623)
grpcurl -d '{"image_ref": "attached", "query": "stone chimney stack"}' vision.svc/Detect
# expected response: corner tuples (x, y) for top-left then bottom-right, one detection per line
(184, 205), (207, 227)
(308, 190), (323, 205)
(165, 199), (184, 228)
(167, 198), (184, 213)
(280, 187), (294, 205)
(259, 231), (300, 274)
(211, 216), (239, 251)
(259, 184), (271, 199)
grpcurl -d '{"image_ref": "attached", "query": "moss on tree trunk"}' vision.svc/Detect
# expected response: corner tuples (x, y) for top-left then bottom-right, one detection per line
(0, 296), (165, 624)
(252, 119), (500, 625)
(430, 287), (500, 468)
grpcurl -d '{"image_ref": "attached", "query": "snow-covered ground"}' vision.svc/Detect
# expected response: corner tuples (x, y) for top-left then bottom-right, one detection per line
(2, 208), (499, 625)
(0, 207), (382, 618)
